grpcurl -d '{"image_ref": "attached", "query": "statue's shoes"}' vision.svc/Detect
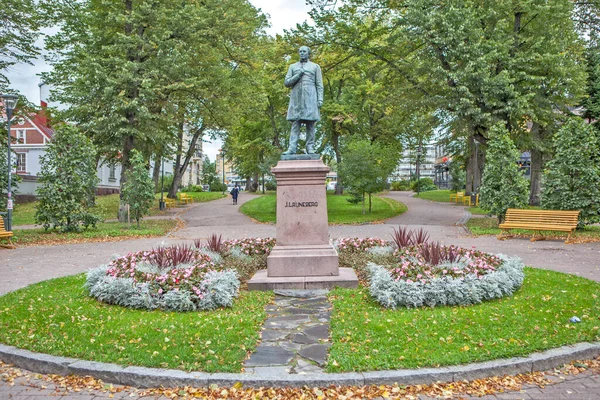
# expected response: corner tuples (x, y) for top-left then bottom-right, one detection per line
(306, 147), (315, 154)
(282, 149), (296, 155)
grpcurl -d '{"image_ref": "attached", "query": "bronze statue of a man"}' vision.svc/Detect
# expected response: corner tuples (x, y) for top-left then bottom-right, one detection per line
(282, 46), (324, 155)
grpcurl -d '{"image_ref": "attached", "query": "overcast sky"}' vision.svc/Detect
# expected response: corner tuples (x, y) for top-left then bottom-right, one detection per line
(4, 0), (312, 161)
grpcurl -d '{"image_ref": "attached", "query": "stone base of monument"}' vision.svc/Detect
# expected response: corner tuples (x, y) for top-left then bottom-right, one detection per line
(266, 244), (339, 276)
(247, 268), (358, 291)
(246, 156), (358, 291)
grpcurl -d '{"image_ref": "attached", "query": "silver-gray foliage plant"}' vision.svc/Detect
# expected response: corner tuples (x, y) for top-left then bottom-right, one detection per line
(366, 246), (395, 256)
(367, 255), (525, 309)
(201, 249), (224, 265)
(228, 246), (252, 262)
(85, 266), (240, 312)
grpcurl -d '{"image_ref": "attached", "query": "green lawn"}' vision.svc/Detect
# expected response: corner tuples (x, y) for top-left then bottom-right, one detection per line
(6, 219), (177, 247)
(0, 274), (272, 373)
(414, 190), (493, 214)
(0, 267), (597, 373)
(328, 268), (600, 372)
(240, 193), (407, 224)
(467, 216), (600, 241)
(11, 192), (226, 227)
(414, 189), (453, 202)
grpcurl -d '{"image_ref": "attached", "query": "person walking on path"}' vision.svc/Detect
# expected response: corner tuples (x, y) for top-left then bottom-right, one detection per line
(230, 184), (240, 205)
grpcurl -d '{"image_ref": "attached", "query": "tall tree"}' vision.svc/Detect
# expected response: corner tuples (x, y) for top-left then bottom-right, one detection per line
(43, 0), (266, 214)
(308, 0), (586, 195)
(0, 0), (40, 91)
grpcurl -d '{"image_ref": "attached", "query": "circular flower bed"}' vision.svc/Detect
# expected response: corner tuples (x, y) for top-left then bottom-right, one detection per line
(391, 245), (503, 283)
(85, 245), (240, 312)
(367, 241), (525, 308)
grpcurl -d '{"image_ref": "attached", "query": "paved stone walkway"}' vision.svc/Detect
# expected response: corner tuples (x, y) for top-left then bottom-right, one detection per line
(1, 191), (599, 399)
(244, 290), (332, 375)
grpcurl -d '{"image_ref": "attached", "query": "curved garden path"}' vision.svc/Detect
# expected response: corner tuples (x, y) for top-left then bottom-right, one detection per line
(0, 191), (599, 399)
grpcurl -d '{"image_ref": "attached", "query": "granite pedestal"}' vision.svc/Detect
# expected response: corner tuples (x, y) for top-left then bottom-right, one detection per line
(248, 156), (358, 290)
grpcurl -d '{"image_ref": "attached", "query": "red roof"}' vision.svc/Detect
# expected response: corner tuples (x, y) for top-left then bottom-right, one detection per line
(29, 110), (54, 140)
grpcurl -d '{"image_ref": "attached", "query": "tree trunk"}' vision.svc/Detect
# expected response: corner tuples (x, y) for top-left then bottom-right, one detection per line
(332, 122), (343, 195)
(368, 193), (372, 213)
(361, 192), (365, 215)
(152, 155), (161, 192)
(465, 133), (486, 195)
(168, 122), (185, 199)
(168, 121), (205, 198)
(118, 134), (135, 221)
(528, 122), (545, 206)
(529, 147), (542, 206)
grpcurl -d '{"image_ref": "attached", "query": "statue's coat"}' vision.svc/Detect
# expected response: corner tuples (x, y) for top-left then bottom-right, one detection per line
(284, 61), (324, 122)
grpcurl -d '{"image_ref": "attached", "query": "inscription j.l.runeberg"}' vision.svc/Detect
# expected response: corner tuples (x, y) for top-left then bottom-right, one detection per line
(284, 201), (318, 208)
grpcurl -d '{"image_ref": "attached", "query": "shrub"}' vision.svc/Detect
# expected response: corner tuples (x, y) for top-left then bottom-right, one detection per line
(479, 126), (529, 223)
(449, 160), (465, 192)
(265, 180), (277, 191)
(210, 182), (227, 193)
(411, 177), (437, 192)
(542, 119), (600, 227)
(390, 180), (411, 191)
(156, 174), (174, 194)
(183, 185), (204, 192)
(35, 124), (100, 232)
(346, 190), (363, 205)
(121, 150), (155, 228)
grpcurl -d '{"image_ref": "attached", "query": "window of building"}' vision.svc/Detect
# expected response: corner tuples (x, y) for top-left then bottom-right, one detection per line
(16, 129), (25, 143)
(16, 153), (26, 173)
(109, 164), (116, 181)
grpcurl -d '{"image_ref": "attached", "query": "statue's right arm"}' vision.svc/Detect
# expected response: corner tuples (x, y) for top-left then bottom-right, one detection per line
(284, 65), (303, 88)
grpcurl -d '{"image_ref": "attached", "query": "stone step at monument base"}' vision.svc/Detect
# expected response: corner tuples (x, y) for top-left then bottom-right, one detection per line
(247, 268), (359, 291)
(266, 244), (339, 277)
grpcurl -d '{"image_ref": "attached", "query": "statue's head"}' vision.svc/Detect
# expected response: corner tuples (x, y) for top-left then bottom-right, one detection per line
(298, 46), (310, 62)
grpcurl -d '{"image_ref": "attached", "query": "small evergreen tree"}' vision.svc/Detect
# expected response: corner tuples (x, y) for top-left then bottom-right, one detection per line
(542, 119), (600, 227)
(35, 124), (100, 232)
(479, 126), (529, 223)
(121, 150), (155, 228)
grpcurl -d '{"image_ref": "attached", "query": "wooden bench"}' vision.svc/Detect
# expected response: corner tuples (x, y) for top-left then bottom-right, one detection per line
(0, 218), (15, 249)
(162, 198), (176, 209)
(449, 191), (464, 203)
(178, 193), (193, 205)
(498, 209), (580, 243)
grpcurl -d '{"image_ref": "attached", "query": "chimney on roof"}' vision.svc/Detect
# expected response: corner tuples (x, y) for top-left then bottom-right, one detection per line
(38, 82), (51, 127)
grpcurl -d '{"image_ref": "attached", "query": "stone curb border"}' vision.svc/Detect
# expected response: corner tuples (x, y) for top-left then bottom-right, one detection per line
(0, 342), (598, 388)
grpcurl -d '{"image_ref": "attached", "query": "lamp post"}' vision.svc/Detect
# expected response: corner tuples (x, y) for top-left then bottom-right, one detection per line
(1, 94), (18, 232)
(221, 150), (226, 194)
(473, 137), (481, 193)
(416, 143), (422, 195)
(159, 157), (166, 210)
